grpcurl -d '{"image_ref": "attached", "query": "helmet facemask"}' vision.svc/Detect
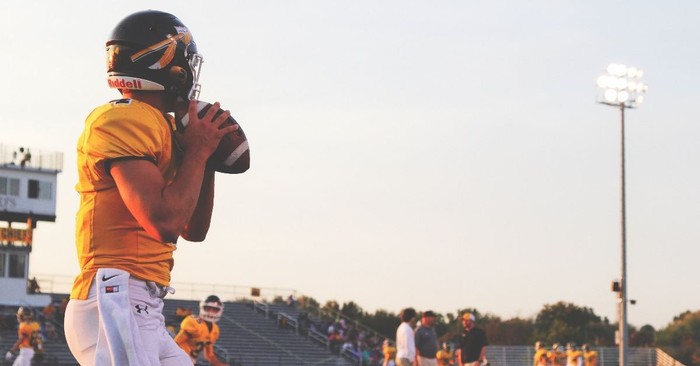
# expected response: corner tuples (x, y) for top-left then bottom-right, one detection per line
(186, 53), (203, 100)
(199, 296), (223, 323)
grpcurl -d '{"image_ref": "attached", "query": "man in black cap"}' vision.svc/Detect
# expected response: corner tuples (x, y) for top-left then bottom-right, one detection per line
(415, 310), (440, 366)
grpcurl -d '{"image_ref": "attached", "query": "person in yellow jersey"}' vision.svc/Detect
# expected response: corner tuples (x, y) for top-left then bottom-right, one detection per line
(436, 342), (455, 366)
(548, 343), (566, 366)
(581, 344), (597, 366)
(565, 343), (582, 366)
(5, 307), (35, 366)
(174, 295), (228, 366)
(382, 339), (397, 366)
(29, 318), (45, 364)
(533, 341), (548, 366)
(64, 9), (240, 366)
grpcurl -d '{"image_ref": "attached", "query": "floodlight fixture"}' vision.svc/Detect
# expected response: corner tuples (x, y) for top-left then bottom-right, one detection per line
(597, 63), (648, 109)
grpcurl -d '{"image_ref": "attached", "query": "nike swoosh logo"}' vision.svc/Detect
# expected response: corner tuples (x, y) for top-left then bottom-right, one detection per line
(102, 274), (118, 281)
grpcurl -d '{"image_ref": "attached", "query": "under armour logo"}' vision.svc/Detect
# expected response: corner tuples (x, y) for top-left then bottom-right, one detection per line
(135, 305), (149, 314)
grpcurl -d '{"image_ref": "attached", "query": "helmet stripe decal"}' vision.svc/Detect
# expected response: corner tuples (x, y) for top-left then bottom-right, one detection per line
(131, 33), (190, 70)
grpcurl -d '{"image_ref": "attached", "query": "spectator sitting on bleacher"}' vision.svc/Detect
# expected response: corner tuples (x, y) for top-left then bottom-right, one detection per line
(27, 277), (40, 294)
(297, 311), (310, 335)
(42, 304), (55, 323)
(44, 321), (58, 340)
(342, 340), (362, 360)
(57, 297), (68, 325)
(329, 330), (344, 354)
(286, 294), (296, 307)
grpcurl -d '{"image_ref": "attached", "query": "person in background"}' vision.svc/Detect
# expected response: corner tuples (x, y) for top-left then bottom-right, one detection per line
(582, 344), (597, 366)
(436, 342), (455, 366)
(415, 311), (440, 366)
(566, 343), (582, 366)
(383, 339), (397, 366)
(533, 341), (549, 366)
(456, 313), (488, 366)
(396, 308), (417, 366)
(548, 343), (566, 366)
(6, 307), (35, 366)
(174, 295), (228, 366)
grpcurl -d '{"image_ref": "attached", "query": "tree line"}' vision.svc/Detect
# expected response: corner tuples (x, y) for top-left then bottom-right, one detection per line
(279, 297), (700, 366)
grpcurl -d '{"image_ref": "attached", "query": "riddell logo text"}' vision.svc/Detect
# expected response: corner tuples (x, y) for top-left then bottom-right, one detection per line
(108, 78), (143, 89)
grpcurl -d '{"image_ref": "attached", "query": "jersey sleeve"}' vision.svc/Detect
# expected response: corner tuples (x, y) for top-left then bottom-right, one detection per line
(180, 315), (199, 336)
(174, 315), (197, 346)
(82, 104), (169, 179)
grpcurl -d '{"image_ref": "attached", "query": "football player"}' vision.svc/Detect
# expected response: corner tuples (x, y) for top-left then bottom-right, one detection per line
(533, 341), (548, 366)
(382, 339), (397, 366)
(64, 10), (237, 366)
(6, 307), (35, 366)
(565, 343), (582, 366)
(582, 345), (597, 366)
(548, 343), (566, 366)
(175, 295), (228, 366)
(436, 342), (454, 366)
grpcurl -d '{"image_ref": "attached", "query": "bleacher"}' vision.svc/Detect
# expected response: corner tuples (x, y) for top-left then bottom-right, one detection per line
(1, 297), (353, 366)
(0, 296), (687, 366)
(164, 298), (354, 366)
(0, 300), (74, 366)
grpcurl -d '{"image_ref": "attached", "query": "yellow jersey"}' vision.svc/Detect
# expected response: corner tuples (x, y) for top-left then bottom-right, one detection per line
(72, 98), (179, 299)
(436, 349), (454, 365)
(383, 345), (397, 362)
(17, 322), (33, 349)
(549, 350), (566, 366)
(174, 315), (220, 361)
(566, 350), (582, 366)
(583, 350), (598, 366)
(534, 348), (549, 366)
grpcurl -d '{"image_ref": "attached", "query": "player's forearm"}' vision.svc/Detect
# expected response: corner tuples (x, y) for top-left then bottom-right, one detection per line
(155, 153), (211, 241)
(10, 338), (21, 352)
(182, 169), (215, 241)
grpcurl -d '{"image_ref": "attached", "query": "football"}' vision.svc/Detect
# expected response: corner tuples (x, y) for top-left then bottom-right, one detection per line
(175, 101), (250, 174)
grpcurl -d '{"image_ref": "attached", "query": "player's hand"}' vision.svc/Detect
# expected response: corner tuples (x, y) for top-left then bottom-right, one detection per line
(176, 100), (237, 161)
(5, 351), (13, 361)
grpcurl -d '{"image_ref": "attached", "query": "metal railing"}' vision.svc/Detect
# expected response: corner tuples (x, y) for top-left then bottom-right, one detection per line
(308, 328), (330, 350)
(253, 299), (270, 318)
(0, 144), (63, 172)
(482, 346), (684, 366)
(656, 348), (686, 366)
(278, 312), (299, 333)
(32, 273), (298, 304)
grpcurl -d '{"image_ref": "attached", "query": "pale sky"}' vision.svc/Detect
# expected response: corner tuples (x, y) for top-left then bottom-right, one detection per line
(2, 1), (699, 330)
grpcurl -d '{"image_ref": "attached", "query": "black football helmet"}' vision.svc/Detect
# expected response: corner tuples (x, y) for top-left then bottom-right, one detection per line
(199, 295), (224, 323)
(106, 10), (203, 101)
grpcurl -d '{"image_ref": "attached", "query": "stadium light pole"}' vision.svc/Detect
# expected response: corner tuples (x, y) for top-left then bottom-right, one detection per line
(596, 63), (648, 366)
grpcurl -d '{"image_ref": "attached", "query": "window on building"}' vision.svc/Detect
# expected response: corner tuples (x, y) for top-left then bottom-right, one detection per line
(0, 253), (5, 277)
(8, 253), (26, 278)
(0, 177), (20, 196)
(28, 179), (52, 200)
